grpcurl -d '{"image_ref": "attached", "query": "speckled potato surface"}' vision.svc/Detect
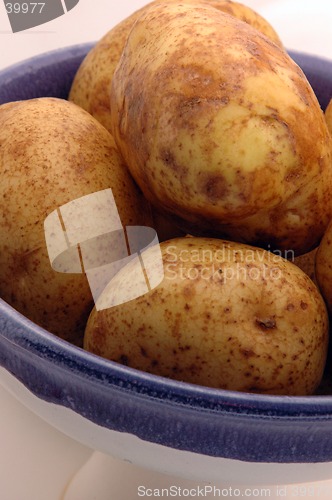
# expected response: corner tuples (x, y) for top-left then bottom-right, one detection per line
(195, 0), (283, 47)
(84, 237), (328, 395)
(316, 221), (332, 316)
(68, 6), (146, 132)
(0, 97), (151, 345)
(110, 2), (332, 256)
(69, 0), (282, 134)
(294, 248), (317, 284)
(326, 98), (332, 136)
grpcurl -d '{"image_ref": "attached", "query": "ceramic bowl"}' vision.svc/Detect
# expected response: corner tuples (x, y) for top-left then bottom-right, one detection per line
(1, 44), (332, 486)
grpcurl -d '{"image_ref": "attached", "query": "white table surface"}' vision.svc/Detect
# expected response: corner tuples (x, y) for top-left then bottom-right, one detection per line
(1, 1), (332, 499)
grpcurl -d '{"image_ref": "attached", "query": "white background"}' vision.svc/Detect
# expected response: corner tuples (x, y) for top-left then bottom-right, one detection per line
(0, 1), (332, 499)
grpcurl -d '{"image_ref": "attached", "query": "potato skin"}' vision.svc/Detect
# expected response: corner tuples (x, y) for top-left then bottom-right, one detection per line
(110, 2), (332, 256)
(69, 0), (282, 133)
(294, 248), (317, 284)
(0, 98), (151, 345)
(316, 221), (332, 316)
(68, 6), (147, 132)
(197, 0), (282, 47)
(84, 237), (328, 395)
(326, 98), (332, 136)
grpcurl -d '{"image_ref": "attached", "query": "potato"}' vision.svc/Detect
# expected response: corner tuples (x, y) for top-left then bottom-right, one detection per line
(316, 220), (332, 316)
(196, 0), (283, 47)
(326, 98), (332, 136)
(110, 1), (332, 256)
(68, 5), (147, 132)
(69, 0), (282, 133)
(0, 97), (151, 345)
(84, 237), (328, 395)
(294, 248), (317, 284)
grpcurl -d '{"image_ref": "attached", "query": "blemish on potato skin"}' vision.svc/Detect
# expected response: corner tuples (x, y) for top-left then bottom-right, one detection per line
(200, 173), (229, 202)
(179, 344), (192, 352)
(160, 148), (177, 169)
(255, 318), (277, 330)
(240, 348), (256, 359)
(183, 284), (196, 298)
(140, 346), (148, 358)
(159, 148), (189, 184)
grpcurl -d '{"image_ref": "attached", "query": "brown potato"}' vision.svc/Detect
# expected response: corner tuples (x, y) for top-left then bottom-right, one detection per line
(84, 237), (328, 395)
(198, 0), (283, 47)
(68, 0), (283, 133)
(293, 248), (317, 284)
(110, 1), (332, 256)
(326, 98), (332, 136)
(0, 98), (151, 345)
(68, 5), (147, 132)
(316, 220), (332, 316)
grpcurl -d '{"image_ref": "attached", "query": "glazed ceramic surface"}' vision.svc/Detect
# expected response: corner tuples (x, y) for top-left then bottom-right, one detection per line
(1, 44), (332, 484)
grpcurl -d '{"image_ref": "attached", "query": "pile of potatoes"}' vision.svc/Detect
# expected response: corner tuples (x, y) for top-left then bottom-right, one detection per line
(1, 0), (332, 396)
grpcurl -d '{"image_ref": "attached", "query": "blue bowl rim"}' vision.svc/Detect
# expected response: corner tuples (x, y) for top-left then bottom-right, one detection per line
(0, 41), (94, 80)
(2, 293), (332, 419)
